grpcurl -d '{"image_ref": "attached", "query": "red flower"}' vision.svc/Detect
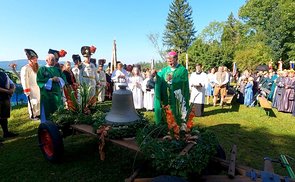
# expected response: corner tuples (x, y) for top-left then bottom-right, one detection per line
(59, 49), (67, 57)
(90, 45), (96, 53)
(164, 105), (180, 139)
(186, 111), (195, 129)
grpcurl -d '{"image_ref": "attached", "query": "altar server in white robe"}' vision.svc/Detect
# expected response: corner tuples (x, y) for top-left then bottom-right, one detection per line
(21, 49), (40, 120)
(111, 62), (129, 90)
(142, 71), (155, 111)
(189, 63), (207, 116)
(128, 67), (144, 109)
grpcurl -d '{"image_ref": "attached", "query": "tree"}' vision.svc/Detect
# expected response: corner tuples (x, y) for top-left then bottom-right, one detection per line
(221, 13), (241, 67)
(198, 21), (224, 43)
(287, 34), (295, 60)
(239, 0), (295, 63)
(163, 0), (196, 53)
(234, 41), (272, 71)
(185, 38), (223, 72)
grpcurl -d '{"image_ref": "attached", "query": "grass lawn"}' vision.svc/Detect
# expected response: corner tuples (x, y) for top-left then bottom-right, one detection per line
(0, 103), (295, 181)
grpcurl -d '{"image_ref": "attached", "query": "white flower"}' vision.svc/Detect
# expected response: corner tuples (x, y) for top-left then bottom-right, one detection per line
(174, 89), (188, 120)
(174, 89), (182, 100)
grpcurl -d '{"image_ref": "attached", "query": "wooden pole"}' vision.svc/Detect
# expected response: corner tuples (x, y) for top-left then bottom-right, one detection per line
(111, 40), (117, 73)
(151, 59), (154, 70)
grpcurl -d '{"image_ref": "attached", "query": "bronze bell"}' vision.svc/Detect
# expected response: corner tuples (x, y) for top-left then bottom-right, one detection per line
(105, 83), (140, 125)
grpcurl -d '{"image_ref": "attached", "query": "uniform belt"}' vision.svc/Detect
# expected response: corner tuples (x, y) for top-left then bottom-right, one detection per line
(83, 76), (95, 79)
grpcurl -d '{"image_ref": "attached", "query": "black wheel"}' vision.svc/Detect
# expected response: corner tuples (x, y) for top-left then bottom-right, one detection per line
(38, 121), (64, 162)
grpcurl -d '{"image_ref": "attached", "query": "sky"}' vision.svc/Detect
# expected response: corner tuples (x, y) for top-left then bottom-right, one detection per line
(0, 0), (246, 64)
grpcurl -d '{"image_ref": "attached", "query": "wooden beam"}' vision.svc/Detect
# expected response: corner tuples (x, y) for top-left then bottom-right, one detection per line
(179, 143), (195, 156)
(133, 178), (153, 182)
(71, 124), (96, 136)
(108, 138), (140, 152)
(228, 145), (237, 178)
(201, 175), (256, 182)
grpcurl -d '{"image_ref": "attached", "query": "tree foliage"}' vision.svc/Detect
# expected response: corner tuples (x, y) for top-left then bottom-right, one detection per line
(239, 0), (295, 63)
(234, 41), (272, 71)
(221, 13), (243, 67)
(163, 0), (196, 53)
(184, 39), (223, 72)
(198, 21), (224, 43)
(182, 0), (294, 72)
(160, 0), (294, 72)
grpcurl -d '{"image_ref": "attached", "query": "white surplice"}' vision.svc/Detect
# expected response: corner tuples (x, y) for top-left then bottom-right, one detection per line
(189, 72), (207, 104)
(128, 76), (144, 109)
(111, 69), (129, 90)
(142, 77), (154, 111)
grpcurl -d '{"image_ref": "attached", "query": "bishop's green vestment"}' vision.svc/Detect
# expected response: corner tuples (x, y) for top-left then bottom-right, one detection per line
(37, 66), (67, 121)
(154, 64), (190, 124)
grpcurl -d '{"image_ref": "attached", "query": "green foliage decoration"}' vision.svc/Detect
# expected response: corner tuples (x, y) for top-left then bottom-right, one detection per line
(106, 114), (148, 139)
(136, 124), (218, 178)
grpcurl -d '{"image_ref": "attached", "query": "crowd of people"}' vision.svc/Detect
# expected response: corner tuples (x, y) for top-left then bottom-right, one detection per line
(1, 45), (160, 140)
(1, 47), (295, 145)
(236, 68), (295, 115)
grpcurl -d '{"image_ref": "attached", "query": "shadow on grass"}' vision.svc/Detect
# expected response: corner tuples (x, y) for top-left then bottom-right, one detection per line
(197, 123), (295, 177)
(204, 103), (240, 116)
(254, 106), (277, 118)
(266, 108), (277, 117)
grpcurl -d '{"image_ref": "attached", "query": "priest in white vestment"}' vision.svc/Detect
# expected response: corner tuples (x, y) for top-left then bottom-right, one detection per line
(111, 62), (129, 90)
(128, 67), (144, 109)
(142, 71), (155, 111)
(21, 49), (40, 120)
(189, 63), (207, 116)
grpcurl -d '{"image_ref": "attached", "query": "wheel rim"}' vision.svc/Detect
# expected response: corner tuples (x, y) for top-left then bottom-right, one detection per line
(40, 129), (54, 158)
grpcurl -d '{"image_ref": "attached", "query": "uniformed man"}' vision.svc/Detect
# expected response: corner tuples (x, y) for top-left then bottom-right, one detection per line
(21, 49), (40, 120)
(97, 64), (107, 102)
(72, 54), (82, 85)
(79, 46), (100, 98)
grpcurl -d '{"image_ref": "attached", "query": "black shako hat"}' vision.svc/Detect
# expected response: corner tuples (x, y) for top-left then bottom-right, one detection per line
(48, 49), (67, 62)
(81, 45), (96, 57)
(90, 58), (97, 67)
(72, 54), (81, 64)
(24, 49), (38, 60)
